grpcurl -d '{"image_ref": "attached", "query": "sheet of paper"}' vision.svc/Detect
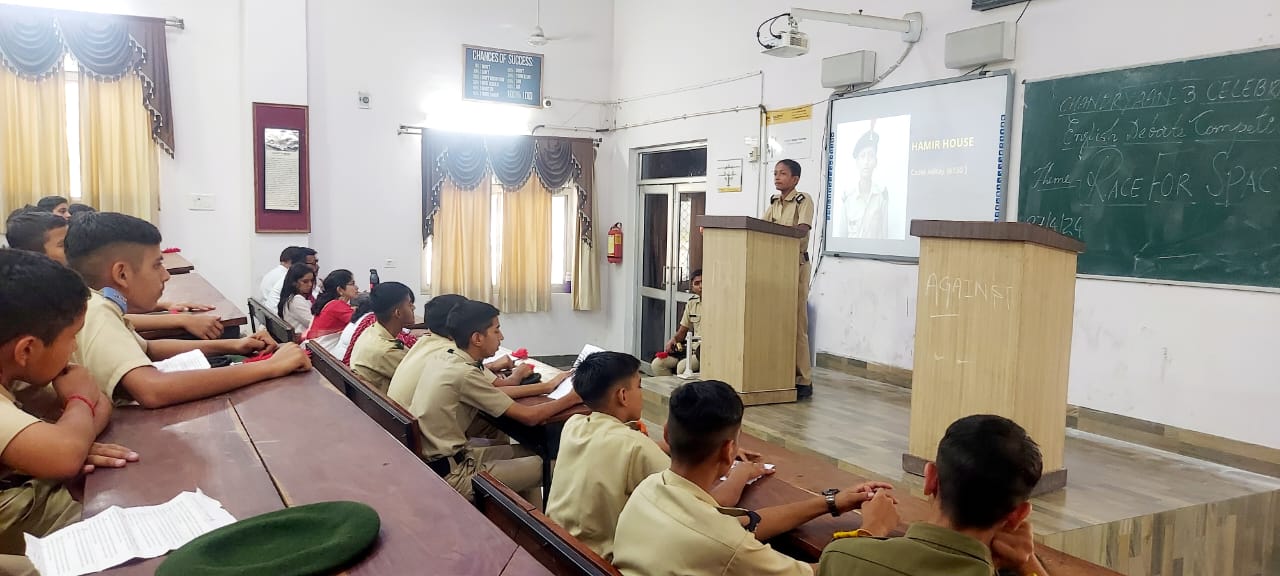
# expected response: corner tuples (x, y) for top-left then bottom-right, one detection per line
(547, 377), (575, 400)
(152, 349), (212, 373)
(25, 490), (236, 576)
(572, 344), (606, 369)
(720, 463), (775, 485)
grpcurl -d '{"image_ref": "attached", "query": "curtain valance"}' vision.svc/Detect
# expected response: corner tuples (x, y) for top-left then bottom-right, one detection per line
(0, 5), (175, 155)
(422, 129), (595, 246)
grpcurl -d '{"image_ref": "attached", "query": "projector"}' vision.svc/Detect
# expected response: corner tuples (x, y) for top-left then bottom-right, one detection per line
(762, 30), (809, 58)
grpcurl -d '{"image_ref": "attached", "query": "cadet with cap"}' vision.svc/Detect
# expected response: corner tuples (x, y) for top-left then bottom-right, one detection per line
(762, 159), (815, 399)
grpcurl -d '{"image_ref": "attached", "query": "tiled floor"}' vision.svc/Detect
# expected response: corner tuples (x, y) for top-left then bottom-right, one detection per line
(643, 368), (1280, 575)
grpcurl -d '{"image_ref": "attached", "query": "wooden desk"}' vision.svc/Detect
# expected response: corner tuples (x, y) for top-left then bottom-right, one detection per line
(84, 371), (551, 576)
(229, 371), (549, 575)
(86, 398), (285, 575)
(484, 352), (589, 506)
(138, 273), (248, 340)
(161, 252), (194, 274)
(735, 435), (1122, 576)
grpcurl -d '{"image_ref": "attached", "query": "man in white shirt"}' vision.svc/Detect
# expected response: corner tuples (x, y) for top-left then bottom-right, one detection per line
(260, 247), (317, 309)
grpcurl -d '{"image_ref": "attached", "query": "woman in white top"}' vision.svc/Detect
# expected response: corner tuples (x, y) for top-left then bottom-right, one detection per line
(277, 263), (316, 340)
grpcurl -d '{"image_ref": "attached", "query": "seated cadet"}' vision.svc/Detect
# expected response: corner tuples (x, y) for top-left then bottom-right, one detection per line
(65, 212), (311, 408)
(0, 250), (138, 574)
(546, 351), (768, 560)
(653, 268), (703, 376)
(349, 282), (417, 394)
(67, 203), (95, 217)
(817, 414), (1047, 576)
(35, 195), (70, 220)
(6, 211), (223, 340)
(612, 380), (897, 576)
(402, 300), (582, 506)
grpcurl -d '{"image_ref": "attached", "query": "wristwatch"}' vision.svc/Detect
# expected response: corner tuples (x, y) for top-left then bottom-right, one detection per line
(823, 488), (841, 517)
(742, 509), (761, 533)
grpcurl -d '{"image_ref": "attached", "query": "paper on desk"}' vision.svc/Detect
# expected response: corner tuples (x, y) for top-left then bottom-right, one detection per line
(543, 344), (606, 400)
(25, 489), (236, 576)
(152, 349), (211, 373)
(720, 463), (775, 485)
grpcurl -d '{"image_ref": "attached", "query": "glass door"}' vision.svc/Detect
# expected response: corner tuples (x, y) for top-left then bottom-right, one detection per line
(637, 183), (706, 361)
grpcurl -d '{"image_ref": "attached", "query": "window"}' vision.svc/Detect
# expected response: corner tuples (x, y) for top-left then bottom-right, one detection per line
(63, 55), (82, 200)
(422, 176), (578, 294)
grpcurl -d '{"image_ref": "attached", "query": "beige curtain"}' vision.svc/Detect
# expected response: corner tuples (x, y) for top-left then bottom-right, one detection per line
(79, 74), (159, 222)
(0, 68), (68, 217)
(572, 233), (599, 311)
(432, 179), (492, 300)
(497, 178), (552, 312)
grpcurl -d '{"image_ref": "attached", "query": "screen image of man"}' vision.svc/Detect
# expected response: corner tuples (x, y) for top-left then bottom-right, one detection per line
(839, 128), (891, 239)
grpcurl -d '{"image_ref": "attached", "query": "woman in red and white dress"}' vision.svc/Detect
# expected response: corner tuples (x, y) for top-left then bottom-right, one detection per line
(305, 269), (359, 354)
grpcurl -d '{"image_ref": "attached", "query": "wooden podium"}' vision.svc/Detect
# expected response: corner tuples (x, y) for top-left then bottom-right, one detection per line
(903, 220), (1084, 495)
(698, 216), (805, 405)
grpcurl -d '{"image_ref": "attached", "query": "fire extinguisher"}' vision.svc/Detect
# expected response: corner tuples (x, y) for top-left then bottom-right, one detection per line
(607, 223), (623, 264)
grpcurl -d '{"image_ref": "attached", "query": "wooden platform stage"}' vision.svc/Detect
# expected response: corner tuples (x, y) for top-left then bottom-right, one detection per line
(643, 369), (1280, 576)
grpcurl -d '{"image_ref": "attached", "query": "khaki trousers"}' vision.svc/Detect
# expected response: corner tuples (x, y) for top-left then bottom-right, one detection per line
(0, 480), (80, 555)
(444, 444), (544, 507)
(652, 354), (698, 376)
(796, 260), (812, 386)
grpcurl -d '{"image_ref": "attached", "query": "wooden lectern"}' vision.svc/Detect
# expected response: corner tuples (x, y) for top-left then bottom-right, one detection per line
(697, 216), (805, 405)
(903, 220), (1084, 495)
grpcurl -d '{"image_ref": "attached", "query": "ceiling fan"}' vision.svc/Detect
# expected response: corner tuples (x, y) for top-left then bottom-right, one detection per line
(528, 0), (566, 46)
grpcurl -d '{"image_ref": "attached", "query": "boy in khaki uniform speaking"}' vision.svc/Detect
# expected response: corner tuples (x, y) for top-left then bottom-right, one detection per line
(612, 380), (898, 576)
(762, 159), (815, 399)
(817, 415), (1048, 576)
(65, 212), (311, 408)
(546, 351), (767, 560)
(400, 301), (581, 506)
(0, 251), (138, 575)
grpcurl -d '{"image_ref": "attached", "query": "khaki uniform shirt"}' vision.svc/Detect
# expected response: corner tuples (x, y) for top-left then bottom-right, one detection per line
(612, 470), (813, 576)
(404, 348), (514, 462)
(762, 191), (815, 257)
(817, 523), (994, 576)
(387, 333), (455, 408)
(350, 322), (407, 394)
(0, 388), (81, 554)
(546, 413), (671, 560)
(73, 291), (153, 399)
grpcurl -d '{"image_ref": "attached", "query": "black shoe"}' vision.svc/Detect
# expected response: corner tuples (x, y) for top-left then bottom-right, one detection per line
(796, 385), (814, 400)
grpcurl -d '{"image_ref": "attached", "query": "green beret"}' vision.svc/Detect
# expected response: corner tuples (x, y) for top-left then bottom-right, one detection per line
(158, 501), (380, 576)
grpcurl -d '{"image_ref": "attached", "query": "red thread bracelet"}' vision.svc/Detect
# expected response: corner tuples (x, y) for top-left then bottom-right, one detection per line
(65, 395), (96, 418)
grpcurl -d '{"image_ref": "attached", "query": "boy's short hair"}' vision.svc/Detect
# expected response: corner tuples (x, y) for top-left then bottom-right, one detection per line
(369, 281), (414, 324)
(690, 268), (702, 280)
(424, 294), (468, 336)
(67, 203), (95, 216)
(5, 211), (66, 253)
(776, 159), (802, 178)
(573, 351), (640, 408)
(446, 300), (500, 348)
(278, 246), (303, 263)
(288, 247), (317, 265)
(666, 380), (743, 464)
(64, 211), (162, 286)
(0, 249), (90, 345)
(35, 196), (69, 212)
(935, 414), (1043, 529)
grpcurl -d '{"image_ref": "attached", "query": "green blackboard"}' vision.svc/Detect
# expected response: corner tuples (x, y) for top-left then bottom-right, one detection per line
(1018, 47), (1280, 288)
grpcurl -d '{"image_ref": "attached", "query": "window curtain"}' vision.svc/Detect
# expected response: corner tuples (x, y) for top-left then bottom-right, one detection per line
(0, 67), (67, 217)
(0, 6), (175, 155)
(431, 179), (492, 301)
(422, 129), (599, 310)
(497, 177), (552, 312)
(79, 74), (158, 221)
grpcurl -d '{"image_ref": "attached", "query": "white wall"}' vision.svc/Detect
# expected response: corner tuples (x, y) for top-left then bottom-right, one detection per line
(306, 0), (614, 354)
(607, 0), (1280, 449)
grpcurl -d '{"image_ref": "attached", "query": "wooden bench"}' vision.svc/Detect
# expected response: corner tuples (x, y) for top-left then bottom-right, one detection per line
(306, 340), (422, 456)
(247, 297), (295, 344)
(473, 471), (621, 576)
